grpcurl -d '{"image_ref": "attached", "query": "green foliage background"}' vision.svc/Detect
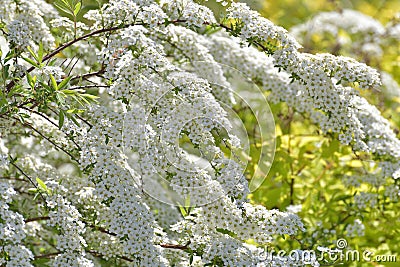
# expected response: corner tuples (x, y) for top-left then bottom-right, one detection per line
(245, 1), (400, 266)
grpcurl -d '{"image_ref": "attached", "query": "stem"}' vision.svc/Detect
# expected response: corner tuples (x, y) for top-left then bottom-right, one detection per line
(27, 216), (190, 251)
(70, 69), (105, 82)
(89, 224), (189, 250)
(70, 85), (110, 90)
(25, 216), (50, 223)
(10, 161), (47, 204)
(285, 107), (295, 205)
(289, 177), (295, 205)
(74, 17), (77, 40)
(5, 24), (130, 92)
(35, 252), (60, 259)
(19, 107), (58, 128)
(21, 120), (79, 162)
(4, 19), (191, 93)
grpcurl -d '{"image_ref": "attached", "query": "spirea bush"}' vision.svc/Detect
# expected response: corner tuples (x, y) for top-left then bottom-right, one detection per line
(0, 0), (399, 266)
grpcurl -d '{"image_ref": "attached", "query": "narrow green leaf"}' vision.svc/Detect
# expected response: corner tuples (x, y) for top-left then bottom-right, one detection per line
(26, 73), (35, 88)
(74, 2), (82, 16)
(66, 113), (80, 126)
(177, 203), (187, 217)
(27, 46), (39, 62)
(80, 93), (100, 105)
(189, 254), (194, 265)
(37, 42), (44, 64)
(58, 110), (65, 129)
(4, 50), (14, 63)
(0, 91), (7, 107)
(50, 74), (58, 91)
(36, 177), (48, 192)
(22, 57), (40, 68)
(55, 91), (65, 105)
(39, 82), (52, 93)
(78, 95), (90, 105)
(27, 188), (38, 194)
(184, 194), (191, 208)
(61, 0), (73, 8)
(60, 89), (76, 95)
(3, 64), (9, 79)
(81, 93), (99, 102)
(73, 95), (85, 106)
(7, 84), (23, 98)
(54, 1), (73, 16)
(58, 76), (72, 90)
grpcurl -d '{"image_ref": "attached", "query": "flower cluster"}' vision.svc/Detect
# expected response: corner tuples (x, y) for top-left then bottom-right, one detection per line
(46, 182), (93, 267)
(345, 219), (365, 237)
(227, 2), (301, 50)
(161, 0), (216, 28)
(1, 0), (56, 49)
(0, 183), (34, 267)
(291, 9), (385, 43)
(201, 6), (400, 208)
(1, 0), (400, 266)
(290, 9), (400, 98)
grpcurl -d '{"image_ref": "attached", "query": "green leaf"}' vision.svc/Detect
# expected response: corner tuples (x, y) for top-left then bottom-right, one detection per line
(66, 108), (84, 114)
(216, 228), (236, 237)
(74, 2), (82, 16)
(26, 73), (36, 88)
(37, 42), (44, 64)
(32, 257), (51, 267)
(66, 112), (80, 126)
(189, 254), (194, 265)
(81, 93), (99, 100)
(4, 50), (14, 63)
(27, 46), (39, 62)
(55, 91), (65, 105)
(27, 188), (38, 194)
(178, 203), (187, 217)
(22, 57), (40, 68)
(184, 194), (191, 208)
(58, 110), (65, 129)
(54, 1), (73, 16)
(36, 177), (48, 192)
(61, 89), (76, 95)
(58, 76), (72, 90)
(62, 0), (73, 8)
(50, 74), (58, 91)
(3, 64), (9, 79)
(72, 95), (84, 106)
(0, 90), (7, 107)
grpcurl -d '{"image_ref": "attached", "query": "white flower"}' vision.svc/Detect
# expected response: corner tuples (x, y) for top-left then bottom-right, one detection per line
(345, 219), (365, 237)
(286, 204), (302, 214)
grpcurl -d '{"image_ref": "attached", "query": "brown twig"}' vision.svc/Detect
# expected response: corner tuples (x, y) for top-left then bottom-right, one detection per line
(70, 70), (105, 82)
(9, 161), (47, 204)
(25, 216), (50, 223)
(21, 121), (78, 162)
(34, 252), (61, 259)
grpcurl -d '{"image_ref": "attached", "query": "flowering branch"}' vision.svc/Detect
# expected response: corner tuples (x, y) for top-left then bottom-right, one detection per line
(9, 161), (47, 204)
(25, 216), (189, 250)
(19, 120), (79, 162)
